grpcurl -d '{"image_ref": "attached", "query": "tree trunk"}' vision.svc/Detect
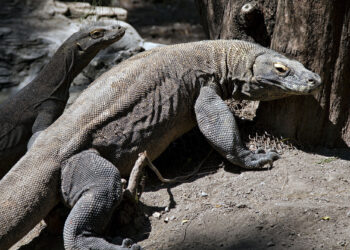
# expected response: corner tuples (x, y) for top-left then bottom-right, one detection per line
(195, 0), (350, 147)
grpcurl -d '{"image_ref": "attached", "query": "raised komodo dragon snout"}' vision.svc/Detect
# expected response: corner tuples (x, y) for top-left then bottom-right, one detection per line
(0, 23), (126, 179)
(0, 40), (322, 249)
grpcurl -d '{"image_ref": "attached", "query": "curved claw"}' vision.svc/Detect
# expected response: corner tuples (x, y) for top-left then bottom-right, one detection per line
(122, 238), (133, 248)
(255, 148), (266, 154)
(267, 160), (273, 170)
(120, 238), (142, 250)
(130, 244), (142, 250)
(267, 150), (280, 161)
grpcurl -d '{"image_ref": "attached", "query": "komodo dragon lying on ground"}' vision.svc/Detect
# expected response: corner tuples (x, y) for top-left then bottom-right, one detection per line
(0, 23), (126, 179)
(0, 40), (321, 249)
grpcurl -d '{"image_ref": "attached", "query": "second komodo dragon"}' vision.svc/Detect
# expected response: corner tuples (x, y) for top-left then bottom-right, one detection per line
(0, 23), (126, 179)
(0, 40), (322, 249)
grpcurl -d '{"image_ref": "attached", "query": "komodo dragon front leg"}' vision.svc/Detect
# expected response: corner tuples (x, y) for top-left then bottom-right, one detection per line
(195, 86), (279, 168)
(61, 149), (141, 250)
(27, 100), (66, 149)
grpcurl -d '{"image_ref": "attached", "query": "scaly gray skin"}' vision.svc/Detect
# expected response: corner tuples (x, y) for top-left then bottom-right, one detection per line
(0, 23), (126, 179)
(0, 40), (321, 250)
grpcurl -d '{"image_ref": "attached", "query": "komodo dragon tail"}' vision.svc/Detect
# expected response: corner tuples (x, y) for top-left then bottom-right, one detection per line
(0, 153), (60, 249)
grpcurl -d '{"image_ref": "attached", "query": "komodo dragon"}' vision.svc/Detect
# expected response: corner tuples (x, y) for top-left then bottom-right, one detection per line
(0, 40), (322, 249)
(0, 23), (126, 179)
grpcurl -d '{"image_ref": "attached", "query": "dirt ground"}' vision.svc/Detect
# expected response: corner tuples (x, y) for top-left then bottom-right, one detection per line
(138, 148), (350, 250)
(12, 145), (350, 250)
(9, 1), (350, 250)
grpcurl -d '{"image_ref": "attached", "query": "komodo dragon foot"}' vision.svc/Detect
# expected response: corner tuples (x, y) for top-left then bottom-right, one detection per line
(238, 149), (280, 169)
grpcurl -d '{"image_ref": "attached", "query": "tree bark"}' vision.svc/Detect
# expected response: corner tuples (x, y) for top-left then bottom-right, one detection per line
(195, 0), (350, 147)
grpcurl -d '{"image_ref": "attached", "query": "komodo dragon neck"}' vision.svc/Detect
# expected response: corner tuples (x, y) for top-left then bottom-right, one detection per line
(30, 45), (80, 107)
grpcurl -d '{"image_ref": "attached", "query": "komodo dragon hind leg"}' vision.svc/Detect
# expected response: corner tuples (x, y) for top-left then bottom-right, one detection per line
(61, 149), (141, 250)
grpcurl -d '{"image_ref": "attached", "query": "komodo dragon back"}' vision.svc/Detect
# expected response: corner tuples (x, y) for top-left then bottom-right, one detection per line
(0, 40), (321, 249)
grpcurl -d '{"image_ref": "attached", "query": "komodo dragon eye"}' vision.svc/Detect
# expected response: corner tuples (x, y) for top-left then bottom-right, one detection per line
(89, 29), (105, 39)
(274, 62), (289, 74)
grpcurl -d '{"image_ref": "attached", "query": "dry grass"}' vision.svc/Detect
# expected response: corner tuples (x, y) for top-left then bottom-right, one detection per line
(226, 99), (298, 154)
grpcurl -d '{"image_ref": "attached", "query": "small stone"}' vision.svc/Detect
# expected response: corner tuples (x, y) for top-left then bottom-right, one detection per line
(346, 211), (350, 217)
(237, 204), (247, 208)
(165, 206), (169, 212)
(170, 215), (176, 221)
(267, 241), (275, 247)
(181, 219), (189, 225)
(152, 212), (161, 219)
(201, 191), (208, 197)
(338, 241), (347, 247)
(164, 217), (169, 223)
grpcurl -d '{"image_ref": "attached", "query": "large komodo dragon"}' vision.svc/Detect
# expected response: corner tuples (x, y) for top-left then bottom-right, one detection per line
(0, 23), (126, 179)
(0, 40), (321, 249)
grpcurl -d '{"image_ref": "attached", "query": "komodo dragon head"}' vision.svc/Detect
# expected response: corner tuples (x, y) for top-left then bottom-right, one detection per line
(59, 23), (126, 76)
(238, 52), (322, 101)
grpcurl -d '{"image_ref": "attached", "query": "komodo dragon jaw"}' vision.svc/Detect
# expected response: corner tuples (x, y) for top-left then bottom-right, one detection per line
(247, 53), (322, 100)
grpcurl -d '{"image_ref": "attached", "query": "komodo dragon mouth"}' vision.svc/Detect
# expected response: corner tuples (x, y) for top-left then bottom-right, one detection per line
(254, 75), (322, 94)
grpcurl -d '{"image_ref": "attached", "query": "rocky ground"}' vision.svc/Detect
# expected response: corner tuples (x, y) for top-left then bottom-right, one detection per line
(6, 0), (350, 250)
